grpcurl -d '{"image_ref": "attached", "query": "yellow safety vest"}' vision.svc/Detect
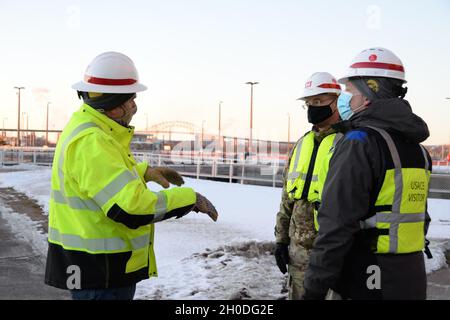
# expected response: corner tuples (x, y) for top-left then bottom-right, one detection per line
(360, 126), (430, 254)
(308, 132), (343, 230)
(286, 131), (342, 231)
(308, 133), (344, 203)
(47, 104), (196, 287)
(286, 131), (317, 200)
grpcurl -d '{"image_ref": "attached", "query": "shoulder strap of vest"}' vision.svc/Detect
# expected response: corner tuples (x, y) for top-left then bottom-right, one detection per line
(330, 132), (344, 153)
(289, 131), (313, 163)
(419, 144), (431, 172)
(366, 126), (402, 217)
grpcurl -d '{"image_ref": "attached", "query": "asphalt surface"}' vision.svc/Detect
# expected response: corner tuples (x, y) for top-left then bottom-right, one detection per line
(0, 176), (70, 300)
(0, 212), (70, 300)
(428, 266), (450, 300)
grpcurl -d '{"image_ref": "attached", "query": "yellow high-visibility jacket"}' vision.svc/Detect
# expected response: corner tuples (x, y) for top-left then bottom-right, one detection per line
(45, 104), (196, 290)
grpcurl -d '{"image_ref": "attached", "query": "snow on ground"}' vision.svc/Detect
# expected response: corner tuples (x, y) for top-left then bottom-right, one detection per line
(0, 204), (48, 261)
(433, 165), (450, 174)
(0, 164), (52, 214)
(0, 164), (449, 299)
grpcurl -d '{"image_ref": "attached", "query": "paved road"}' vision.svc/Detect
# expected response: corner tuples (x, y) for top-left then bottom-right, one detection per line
(0, 179), (70, 300)
(428, 267), (450, 300)
(0, 213), (70, 300)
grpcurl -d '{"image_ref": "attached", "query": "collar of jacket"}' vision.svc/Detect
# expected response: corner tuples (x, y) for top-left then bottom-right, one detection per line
(331, 120), (353, 134)
(348, 98), (429, 143)
(80, 103), (135, 148)
(311, 126), (336, 142)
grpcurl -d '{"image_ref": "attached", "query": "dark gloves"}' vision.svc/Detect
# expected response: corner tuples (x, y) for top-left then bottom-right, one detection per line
(274, 243), (289, 274)
(192, 193), (218, 222)
(145, 167), (185, 188)
(301, 288), (327, 300)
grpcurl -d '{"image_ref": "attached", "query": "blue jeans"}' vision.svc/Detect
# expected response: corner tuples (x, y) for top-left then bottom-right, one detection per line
(70, 284), (136, 300)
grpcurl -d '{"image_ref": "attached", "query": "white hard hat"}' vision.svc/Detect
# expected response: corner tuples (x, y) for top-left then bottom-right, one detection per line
(338, 47), (406, 84)
(297, 72), (341, 101)
(72, 52), (147, 93)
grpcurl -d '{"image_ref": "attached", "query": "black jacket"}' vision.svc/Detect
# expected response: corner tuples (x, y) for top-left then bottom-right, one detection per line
(303, 98), (432, 300)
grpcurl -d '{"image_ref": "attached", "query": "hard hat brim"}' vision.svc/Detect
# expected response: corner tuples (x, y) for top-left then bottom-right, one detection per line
(71, 81), (148, 93)
(338, 68), (407, 84)
(297, 88), (341, 100)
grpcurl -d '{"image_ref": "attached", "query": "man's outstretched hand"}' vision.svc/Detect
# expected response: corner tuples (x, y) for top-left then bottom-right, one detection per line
(192, 193), (218, 222)
(145, 167), (184, 188)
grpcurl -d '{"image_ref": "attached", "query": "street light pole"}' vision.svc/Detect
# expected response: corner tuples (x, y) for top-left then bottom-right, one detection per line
(286, 112), (291, 155)
(26, 113), (29, 146)
(22, 112), (26, 146)
(287, 113), (291, 143)
(2, 117), (7, 138)
(14, 86), (25, 147)
(245, 82), (259, 155)
(46, 102), (51, 146)
(217, 101), (223, 158)
(201, 120), (205, 149)
(218, 101), (223, 141)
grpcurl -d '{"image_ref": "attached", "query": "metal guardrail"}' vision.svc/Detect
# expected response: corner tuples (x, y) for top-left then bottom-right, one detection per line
(134, 152), (284, 187)
(0, 147), (55, 167)
(1, 148), (450, 197)
(0, 148), (284, 187)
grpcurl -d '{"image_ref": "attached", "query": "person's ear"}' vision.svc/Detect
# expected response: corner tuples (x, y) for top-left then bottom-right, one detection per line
(363, 96), (371, 107)
(105, 105), (124, 118)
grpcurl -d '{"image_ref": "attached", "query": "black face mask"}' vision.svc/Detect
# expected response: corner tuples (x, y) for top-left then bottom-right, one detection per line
(307, 105), (334, 124)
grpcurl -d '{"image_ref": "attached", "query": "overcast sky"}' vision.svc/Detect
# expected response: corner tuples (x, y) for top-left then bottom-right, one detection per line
(1, 0), (449, 145)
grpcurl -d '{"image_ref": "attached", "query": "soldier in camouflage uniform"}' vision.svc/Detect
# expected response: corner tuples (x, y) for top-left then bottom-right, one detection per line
(274, 72), (342, 300)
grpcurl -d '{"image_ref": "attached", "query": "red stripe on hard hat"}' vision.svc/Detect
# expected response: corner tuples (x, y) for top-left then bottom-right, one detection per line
(85, 76), (137, 86)
(318, 83), (341, 89)
(350, 62), (404, 72)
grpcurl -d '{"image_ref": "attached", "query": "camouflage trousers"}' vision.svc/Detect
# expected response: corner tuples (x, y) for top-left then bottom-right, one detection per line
(287, 243), (342, 300)
(287, 243), (309, 300)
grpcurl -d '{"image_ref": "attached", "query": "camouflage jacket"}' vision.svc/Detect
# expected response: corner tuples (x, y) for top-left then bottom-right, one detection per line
(275, 127), (334, 250)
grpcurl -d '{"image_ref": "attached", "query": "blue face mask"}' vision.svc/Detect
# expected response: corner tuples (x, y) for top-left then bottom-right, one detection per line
(337, 91), (354, 121)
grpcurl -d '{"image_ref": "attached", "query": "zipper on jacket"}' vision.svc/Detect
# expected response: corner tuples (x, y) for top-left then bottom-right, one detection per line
(300, 140), (320, 200)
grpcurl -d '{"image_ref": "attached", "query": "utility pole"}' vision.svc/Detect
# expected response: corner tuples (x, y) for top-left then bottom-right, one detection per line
(245, 82), (258, 155)
(218, 101), (223, 157)
(287, 113), (291, 154)
(46, 102), (51, 146)
(14, 86), (25, 147)
(2, 117), (7, 138)
(26, 113), (29, 146)
(201, 120), (205, 149)
(22, 112), (26, 146)
(218, 101), (223, 142)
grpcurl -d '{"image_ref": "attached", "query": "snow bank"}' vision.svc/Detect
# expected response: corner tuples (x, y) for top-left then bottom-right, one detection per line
(0, 165), (449, 299)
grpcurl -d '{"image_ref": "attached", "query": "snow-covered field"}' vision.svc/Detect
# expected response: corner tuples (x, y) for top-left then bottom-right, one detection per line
(0, 164), (449, 299)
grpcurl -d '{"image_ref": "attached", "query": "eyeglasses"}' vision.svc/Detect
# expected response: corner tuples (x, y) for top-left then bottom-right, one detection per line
(304, 96), (337, 108)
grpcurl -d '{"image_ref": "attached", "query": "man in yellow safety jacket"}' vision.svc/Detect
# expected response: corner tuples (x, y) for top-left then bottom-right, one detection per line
(44, 52), (218, 300)
(274, 72), (342, 299)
